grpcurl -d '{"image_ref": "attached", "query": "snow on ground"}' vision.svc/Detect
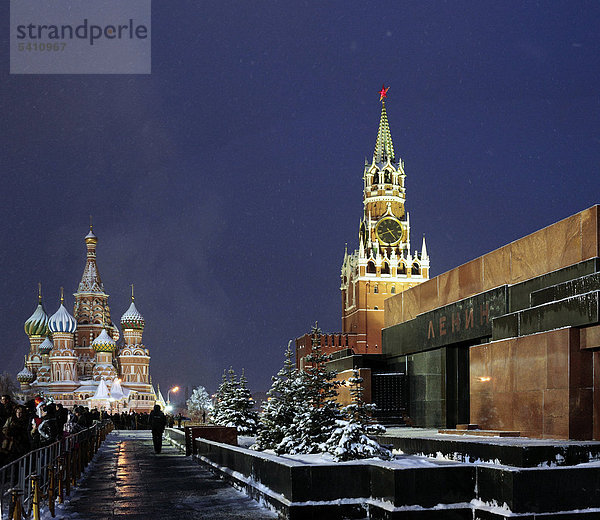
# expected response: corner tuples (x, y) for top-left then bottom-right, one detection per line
(383, 427), (600, 447)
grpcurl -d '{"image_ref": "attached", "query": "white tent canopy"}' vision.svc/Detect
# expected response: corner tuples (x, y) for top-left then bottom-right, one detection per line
(89, 378), (111, 401)
(110, 378), (130, 401)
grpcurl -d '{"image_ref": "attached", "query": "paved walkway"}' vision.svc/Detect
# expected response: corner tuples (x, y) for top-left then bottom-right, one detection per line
(52, 430), (277, 520)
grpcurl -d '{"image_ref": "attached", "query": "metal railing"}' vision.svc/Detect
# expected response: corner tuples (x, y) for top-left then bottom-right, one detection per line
(0, 421), (113, 520)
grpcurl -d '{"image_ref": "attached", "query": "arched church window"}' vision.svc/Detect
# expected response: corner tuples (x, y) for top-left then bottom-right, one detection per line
(412, 263), (420, 275)
(384, 170), (391, 183)
(381, 262), (390, 275)
(373, 285), (378, 293)
(398, 263), (407, 275)
(367, 261), (376, 274)
(391, 286), (396, 294)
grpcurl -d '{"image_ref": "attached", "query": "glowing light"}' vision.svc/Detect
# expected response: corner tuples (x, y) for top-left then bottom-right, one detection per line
(170, 386), (179, 393)
(165, 405), (173, 413)
(478, 376), (491, 382)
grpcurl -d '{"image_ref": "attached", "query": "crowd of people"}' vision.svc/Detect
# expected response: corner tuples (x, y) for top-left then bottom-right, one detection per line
(0, 394), (186, 467)
(0, 394), (108, 467)
(110, 410), (178, 430)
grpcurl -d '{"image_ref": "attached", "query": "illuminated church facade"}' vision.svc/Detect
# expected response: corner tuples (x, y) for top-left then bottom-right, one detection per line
(16, 227), (156, 412)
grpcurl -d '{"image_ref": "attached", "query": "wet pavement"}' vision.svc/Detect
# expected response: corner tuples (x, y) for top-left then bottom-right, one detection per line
(52, 430), (277, 520)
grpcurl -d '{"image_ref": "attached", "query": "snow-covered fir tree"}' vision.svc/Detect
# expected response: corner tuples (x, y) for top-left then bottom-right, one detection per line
(254, 341), (302, 450)
(230, 369), (259, 434)
(212, 368), (237, 426)
(213, 367), (258, 434)
(186, 385), (213, 422)
(276, 323), (342, 455)
(326, 368), (392, 461)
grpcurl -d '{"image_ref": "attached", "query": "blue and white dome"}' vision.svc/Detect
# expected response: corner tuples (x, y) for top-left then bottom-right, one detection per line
(38, 337), (54, 355)
(48, 303), (77, 334)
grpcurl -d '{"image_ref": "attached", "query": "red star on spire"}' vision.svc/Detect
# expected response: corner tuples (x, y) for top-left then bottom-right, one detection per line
(379, 84), (390, 101)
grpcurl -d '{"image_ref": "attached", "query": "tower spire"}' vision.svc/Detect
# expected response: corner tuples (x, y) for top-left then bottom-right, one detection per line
(373, 85), (395, 164)
(78, 225), (104, 294)
(38, 282), (42, 303)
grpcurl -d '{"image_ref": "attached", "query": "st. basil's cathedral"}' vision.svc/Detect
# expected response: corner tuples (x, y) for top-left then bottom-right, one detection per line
(15, 227), (157, 412)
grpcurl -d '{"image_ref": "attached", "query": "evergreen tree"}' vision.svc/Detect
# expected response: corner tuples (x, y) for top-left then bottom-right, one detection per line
(230, 369), (259, 434)
(213, 367), (258, 434)
(326, 368), (392, 461)
(276, 322), (342, 454)
(213, 368), (236, 426)
(254, 341), (301, 450)
(186, 385), (213, 422)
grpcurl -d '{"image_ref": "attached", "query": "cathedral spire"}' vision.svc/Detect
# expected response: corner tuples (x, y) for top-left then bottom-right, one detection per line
(77, 225), (105, 294)
(373, 85), (395, 164)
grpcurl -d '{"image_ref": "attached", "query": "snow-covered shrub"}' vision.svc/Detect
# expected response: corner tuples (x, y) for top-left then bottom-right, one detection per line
(326, 369), (391, 461)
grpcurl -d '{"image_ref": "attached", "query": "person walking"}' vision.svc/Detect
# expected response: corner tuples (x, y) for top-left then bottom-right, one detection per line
(149, 405), (166, 454)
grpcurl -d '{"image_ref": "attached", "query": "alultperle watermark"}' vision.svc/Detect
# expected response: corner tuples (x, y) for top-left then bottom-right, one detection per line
(10, 0), (151, 74)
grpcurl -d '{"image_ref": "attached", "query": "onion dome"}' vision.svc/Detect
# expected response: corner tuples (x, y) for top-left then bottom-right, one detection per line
(121, 301), (145, 330)
(17, 356), (35, 384)
(24, 294), (49, 337)
(17, 364), (35, 384)
(85, 226), (98, 245)
(92, 329), (116, 353)
(48, 290), (77, 334)
(38, 337), (54, 355)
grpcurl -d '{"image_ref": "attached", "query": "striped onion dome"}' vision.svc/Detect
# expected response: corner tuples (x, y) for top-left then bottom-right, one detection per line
(121, 301), (145, 330)
(92, 328), (116, 353)
(17, 365), (35, 383)
(38, 337), (54, 355)
(48, 304), (77, 334)
(24, 301), (49, 337)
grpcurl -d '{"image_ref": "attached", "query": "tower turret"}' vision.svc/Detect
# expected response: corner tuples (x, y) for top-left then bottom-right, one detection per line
(341, 86), (431, 352)
(24, 284), (49, 374)
(120, 284), (145, 346)
(91, 329), (118, 380)
(118, 288), (151, 392)
(48, 289), (79, 390)
(73, 224), (118, 367)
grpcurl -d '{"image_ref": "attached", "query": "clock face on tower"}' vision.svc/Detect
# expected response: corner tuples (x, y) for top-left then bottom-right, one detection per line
(375, 217), (404, 245)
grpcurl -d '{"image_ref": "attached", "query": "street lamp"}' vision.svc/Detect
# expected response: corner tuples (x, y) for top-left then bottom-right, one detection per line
(167, 386), (179, 406)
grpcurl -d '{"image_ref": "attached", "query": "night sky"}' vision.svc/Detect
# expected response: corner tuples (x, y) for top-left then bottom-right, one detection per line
(1, 2), (599, 400)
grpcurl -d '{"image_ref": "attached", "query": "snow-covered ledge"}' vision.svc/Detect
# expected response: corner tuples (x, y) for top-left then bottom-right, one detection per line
(188, 436), (474, 519)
